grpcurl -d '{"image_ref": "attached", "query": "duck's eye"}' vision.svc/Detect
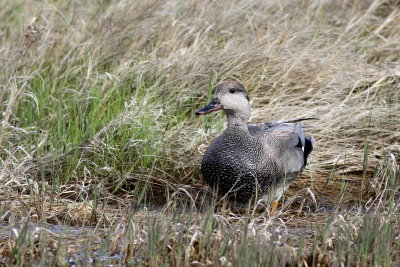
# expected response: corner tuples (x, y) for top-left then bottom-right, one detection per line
(229, 88), (236, 94)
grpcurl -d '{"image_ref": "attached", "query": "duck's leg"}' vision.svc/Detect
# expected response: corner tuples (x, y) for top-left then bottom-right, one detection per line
(269, 182), (290, 214)
(270, 201), (279, 214)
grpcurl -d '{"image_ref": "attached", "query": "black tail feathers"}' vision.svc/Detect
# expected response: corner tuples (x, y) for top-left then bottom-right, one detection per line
(303, 137), (314, 167)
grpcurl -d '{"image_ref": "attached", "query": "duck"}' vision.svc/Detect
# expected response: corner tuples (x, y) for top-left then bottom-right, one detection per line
(195, 81), (315, 210)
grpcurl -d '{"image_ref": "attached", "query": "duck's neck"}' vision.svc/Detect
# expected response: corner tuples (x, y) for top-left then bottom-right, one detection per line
(225, 110), (250, 129)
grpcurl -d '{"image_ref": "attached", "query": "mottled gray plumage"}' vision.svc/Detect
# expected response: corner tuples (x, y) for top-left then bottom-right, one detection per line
(196, 81), (315, 203)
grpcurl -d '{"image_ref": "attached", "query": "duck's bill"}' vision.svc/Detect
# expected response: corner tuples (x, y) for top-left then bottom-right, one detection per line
(195, 98), (223, 115)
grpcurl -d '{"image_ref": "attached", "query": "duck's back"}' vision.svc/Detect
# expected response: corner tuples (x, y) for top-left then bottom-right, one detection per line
(201, 127), (282, 202)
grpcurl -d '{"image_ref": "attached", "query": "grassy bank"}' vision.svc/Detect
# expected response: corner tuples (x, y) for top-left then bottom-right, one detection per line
(0, 0), (399, 265)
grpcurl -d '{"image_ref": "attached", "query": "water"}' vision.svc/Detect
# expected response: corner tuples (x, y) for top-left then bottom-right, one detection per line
(0, 208), (334, 266)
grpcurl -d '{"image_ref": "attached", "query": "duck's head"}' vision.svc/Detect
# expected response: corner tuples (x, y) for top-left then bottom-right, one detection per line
(195, 81), (250, 126)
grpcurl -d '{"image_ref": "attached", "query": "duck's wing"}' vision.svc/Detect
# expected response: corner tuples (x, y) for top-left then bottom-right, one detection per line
(248, 117), (316, 135)
(252, 120), (315, 175)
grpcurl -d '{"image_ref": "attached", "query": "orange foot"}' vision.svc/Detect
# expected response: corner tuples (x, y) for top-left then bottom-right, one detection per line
(270, 201), (278, 214)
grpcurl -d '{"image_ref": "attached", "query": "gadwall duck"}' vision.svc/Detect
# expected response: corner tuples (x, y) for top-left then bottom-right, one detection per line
(195, 81), (315, 208)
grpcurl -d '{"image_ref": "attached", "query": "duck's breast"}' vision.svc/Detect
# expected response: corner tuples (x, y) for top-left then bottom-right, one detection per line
(201, 128), (280, 201)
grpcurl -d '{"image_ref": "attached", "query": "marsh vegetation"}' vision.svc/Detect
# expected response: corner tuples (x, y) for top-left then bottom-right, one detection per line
(0, 0), (399, 265)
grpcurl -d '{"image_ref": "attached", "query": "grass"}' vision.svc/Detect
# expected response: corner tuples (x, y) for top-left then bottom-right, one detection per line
(0, 0), (399, 266)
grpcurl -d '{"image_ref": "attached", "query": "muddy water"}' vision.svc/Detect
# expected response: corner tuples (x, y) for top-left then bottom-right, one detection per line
(0, 222), (121, 265)
(0, 209), (333, 266)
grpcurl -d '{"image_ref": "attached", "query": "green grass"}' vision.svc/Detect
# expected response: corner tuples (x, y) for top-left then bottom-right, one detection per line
(2, 198), (399, 266)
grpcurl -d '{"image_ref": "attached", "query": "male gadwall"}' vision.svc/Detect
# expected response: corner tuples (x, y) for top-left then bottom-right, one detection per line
(195, 81), (314, 209)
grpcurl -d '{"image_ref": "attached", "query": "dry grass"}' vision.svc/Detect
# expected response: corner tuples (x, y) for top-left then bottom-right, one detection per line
(0, 0), (399, 265)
